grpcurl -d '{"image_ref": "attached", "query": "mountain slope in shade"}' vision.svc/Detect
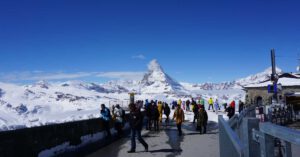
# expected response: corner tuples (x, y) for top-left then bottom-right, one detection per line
(140, 59), (187, 95)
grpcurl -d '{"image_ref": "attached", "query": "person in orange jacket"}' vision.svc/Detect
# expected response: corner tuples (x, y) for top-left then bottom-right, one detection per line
(157, 101), (164, 123)
(173, 105), (185, 136)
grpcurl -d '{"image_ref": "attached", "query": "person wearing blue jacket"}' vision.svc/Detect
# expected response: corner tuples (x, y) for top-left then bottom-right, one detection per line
(101, 104), (112, 138)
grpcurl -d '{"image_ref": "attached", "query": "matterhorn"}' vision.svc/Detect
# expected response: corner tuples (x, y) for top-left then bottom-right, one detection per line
(140, 59), (187, 95)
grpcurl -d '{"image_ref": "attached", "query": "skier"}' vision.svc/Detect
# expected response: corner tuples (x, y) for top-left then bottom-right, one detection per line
(128, 103), (149, 153)
(100, 104), (112, 138)
(197, 107), (208, 134)
(173, 105), (185, 136)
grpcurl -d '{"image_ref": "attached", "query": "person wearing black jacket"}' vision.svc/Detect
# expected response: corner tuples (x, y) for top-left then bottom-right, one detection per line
(193, 102), (199, 124)
(128, 103), (149, 153)
(164, 103), (171, 123)
(226, 106), (235, 119)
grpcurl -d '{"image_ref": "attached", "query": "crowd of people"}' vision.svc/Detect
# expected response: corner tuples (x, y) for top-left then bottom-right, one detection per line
(99, 97), (245, 153)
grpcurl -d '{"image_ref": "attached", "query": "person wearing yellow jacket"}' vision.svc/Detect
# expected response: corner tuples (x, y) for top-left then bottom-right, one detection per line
(208, 97), (214, 111)
(177, 99), (182, 107)
(157, 101), (164, 123)
(173, 105), (185, 136)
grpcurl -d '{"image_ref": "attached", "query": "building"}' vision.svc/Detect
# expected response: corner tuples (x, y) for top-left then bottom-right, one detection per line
(243, 73), (300, 111)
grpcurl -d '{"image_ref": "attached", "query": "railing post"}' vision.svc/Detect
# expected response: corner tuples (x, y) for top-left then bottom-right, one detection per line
(259, 133), (274, 157)
(242, 118), (260, 157)
(284, 141), (292, 157)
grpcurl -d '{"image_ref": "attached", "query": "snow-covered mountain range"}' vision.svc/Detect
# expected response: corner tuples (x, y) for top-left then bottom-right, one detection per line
(0, 59), (282, 131)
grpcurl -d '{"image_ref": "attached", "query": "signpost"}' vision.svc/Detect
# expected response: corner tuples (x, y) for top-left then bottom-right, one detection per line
(129, 92), (135, 104)
(270, 49), (279, 103)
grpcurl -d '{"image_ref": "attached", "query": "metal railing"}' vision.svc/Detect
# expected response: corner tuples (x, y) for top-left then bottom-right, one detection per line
(219, 105), (300, 157)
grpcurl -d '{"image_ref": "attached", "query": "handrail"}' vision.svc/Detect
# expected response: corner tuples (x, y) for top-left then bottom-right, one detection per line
(260, 122), (300, 145)
(228, 105), (256, 129)
(219, 116), (244, 156)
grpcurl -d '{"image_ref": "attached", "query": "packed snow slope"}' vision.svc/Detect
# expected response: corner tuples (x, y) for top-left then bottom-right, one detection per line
(0, 59), (281, 131)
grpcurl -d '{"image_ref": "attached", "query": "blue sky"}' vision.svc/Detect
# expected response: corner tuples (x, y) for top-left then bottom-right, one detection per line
(0, 0), (300, 83)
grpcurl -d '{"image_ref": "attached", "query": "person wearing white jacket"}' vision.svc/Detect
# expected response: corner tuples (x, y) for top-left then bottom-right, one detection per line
(112, 104), (124, 137)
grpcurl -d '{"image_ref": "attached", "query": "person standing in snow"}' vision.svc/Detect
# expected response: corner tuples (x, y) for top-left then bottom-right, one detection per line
(214, 99), (220, 114)
(173, 105), (185, 136)
(100, 104), (112, 138)
(208, 98), (214, 111)
(197, 107), (208, 134)
(128, 103), (149, 153)
(112, 104), (124, 137)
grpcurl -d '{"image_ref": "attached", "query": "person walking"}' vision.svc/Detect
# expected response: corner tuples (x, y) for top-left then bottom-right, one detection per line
(112, 104), (124, 137)
(100, 104), (112, 138)
(197, 107), (208, 134)
(157, 101), (164, 123)
(186, 99), (191, 111)
(145, 102), (152, 130)
(208, 97), (214, 111)
(164, 103), (171, 124)
(151, 103), (159, 131)
(173, 105), (185, 136)
(193, 102), (199, 124)
(128, 103), (149, 153)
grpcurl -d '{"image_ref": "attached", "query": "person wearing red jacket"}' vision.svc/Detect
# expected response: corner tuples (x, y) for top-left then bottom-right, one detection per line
(230, 100), (236, 113)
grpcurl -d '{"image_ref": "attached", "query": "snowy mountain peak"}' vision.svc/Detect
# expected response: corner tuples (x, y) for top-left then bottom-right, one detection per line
(263, 67), (283, 74)
(33, 80), (50, 89)
(148, 59), (164, 73)
(235, 66), (284, 87)
(141, 60), (187, 95)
